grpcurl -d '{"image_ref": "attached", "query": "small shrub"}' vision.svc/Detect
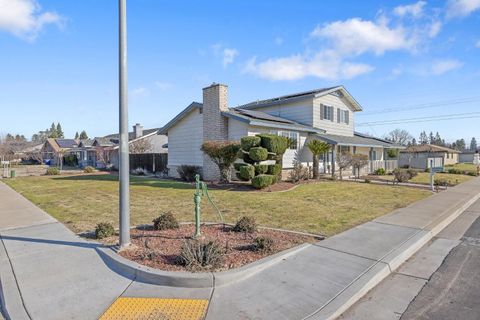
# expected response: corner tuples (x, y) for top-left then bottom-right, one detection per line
(84, 166), (95, 173)
(238, 164), (255, 181)
(373, 168), (386, 175)
(249, 147), (268, 162)
(434, 178), (449, 187)
(467, 171), (478, 177)
(152, 212), (179, 230)
(95, 222), (114, 239)
(178, 239), (223, 270)
(393, 168), (411, 183)
(253, 236), (274, 253)
(387, 149), (398, 158)
(240, 136), (261, 151)
(201, 141), (241, 182)
(45, 167), (59, 175)
(364, 178), (371, 183)
(267, 164), (282, 176)
(232, 216), (257, 233)
(132, 167), (147, 176)
(425, 168), (430, 173)
(251, 174), (276, 189)
(406, 169), (418, 179)
(289, 160), (309, 183)
(177, 165), (201, 182)
(254, 164), (268, 175)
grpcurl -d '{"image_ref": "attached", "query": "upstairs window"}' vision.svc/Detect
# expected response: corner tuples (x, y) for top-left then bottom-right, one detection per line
(321, 104), (334, 121)
(337, 109), (350, 124)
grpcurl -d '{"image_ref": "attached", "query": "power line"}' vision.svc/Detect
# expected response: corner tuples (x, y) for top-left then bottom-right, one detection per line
(357, 111), (480, 126)
(358, 96), (480, 116)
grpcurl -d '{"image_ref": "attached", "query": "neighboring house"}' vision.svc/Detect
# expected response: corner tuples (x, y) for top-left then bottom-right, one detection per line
(459, 149), (480, 163)
(160, 83), (403, 181)
(76, 139), (96, 168)
(41, 138), (79, 166)
(90, 123), (168, 169)
(399, 145), (460, 170)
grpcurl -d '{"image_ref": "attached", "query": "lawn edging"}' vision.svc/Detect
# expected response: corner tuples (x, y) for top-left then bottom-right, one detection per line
(96, 242), (311, 289)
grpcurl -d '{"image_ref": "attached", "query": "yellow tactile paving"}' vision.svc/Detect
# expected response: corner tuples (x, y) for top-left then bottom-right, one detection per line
(99, 297), (209, 320)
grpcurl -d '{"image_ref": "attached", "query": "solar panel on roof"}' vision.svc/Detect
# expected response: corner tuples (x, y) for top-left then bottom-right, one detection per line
(235, 109), (295, 124)
(56, 139), (77, 148)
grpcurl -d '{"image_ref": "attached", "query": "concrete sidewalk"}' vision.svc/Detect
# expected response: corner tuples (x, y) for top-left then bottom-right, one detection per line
(1, 178), (480, 320)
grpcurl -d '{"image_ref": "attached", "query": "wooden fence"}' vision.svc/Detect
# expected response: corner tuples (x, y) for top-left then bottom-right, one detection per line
(129, 153), (167, 173)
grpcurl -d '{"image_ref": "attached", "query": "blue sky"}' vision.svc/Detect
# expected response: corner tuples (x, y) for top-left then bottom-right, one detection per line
(0, 0), (479, 143)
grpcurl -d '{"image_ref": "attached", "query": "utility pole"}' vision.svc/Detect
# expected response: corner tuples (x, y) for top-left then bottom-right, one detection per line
(119, 0), (130, 248)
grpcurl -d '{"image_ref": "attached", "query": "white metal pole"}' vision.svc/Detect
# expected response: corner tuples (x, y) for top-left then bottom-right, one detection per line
(119, 0), (130, 247)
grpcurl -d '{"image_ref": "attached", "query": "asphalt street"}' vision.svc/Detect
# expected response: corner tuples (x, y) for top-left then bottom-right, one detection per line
(402, 215), (480, 320)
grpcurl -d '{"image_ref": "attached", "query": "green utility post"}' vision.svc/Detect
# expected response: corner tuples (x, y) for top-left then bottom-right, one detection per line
(194, 174), (202, 238)
(193, 174), (225, 238)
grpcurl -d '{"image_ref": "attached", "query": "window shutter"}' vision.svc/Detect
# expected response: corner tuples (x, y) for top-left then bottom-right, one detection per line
(337, 108), (341, 123)
(320, 104), (324, 120)
(345, 110), (349, 124)
(330, 106), (334, 122)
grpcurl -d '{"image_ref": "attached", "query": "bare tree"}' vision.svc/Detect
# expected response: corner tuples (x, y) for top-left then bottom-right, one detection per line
(385, 129), (413, 146)
(129, 138), (153, 154)
(350, 154), (369, 179)
(337, 152), (353, 180)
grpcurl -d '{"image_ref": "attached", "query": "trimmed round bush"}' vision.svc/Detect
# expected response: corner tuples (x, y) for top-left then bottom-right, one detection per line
(95, 222), (114, 239)
(251, 174), (276, 189)
(249, 147), (268, 161)
(46, 167), (59, 175)
(232, 216), (257, 233)
(240, 136), (261, 151)
(233, 163), (248, 171)
(254, 164), (268, 175)
(153, 212), (179, 230)
(257, 134), (289, 154)
(84, 166), (95, 173)
(373, 168), (386, 175)
(267, 164), (282, 176)
(238, 165), (255, 181)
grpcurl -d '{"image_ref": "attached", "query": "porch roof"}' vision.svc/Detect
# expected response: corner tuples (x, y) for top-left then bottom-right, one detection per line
(314, 133), (404, 149)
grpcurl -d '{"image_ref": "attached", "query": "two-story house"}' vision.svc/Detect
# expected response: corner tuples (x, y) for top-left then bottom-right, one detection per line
(160, 83), (402, 180)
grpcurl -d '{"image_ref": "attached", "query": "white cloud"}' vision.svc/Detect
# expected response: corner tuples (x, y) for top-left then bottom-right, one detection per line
(394, 1), (427, 18)
(154, 81), (173, 91)
(476, 40), (480, 48)
(428, 21), (442, 38)
(446, 0), (480, 18)
(310, 17), (415, 56)
(0, 0), (63, 41)
(222, 48), (239, 67)
(211, 44), (239, 68)
(274, 36), (284, 45)
(244, 51), (374, 81)
(429, 59), (463, 75)
(132, 87), (149, 97)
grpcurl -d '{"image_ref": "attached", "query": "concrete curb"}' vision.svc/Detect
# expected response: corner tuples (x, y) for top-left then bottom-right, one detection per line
(316, 188), (480, 320)
(97, 243), (311, 288)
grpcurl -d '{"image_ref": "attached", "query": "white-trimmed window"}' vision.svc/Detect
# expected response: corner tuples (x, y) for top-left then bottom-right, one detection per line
(275, 131), (299, 150)
(337, 109), (350, 124)
(321, 104), (334, 121)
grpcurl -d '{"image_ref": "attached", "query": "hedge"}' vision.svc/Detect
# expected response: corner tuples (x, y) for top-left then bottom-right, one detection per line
(257, 134), (289, 154)
(254, 164), (268, 175)
(238, 165), (255, 181)
(267, 164), (282, 176)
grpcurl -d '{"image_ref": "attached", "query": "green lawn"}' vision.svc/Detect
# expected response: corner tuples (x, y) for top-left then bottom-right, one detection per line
(4, 174), (431, 237)
(369, 172), (473, 186)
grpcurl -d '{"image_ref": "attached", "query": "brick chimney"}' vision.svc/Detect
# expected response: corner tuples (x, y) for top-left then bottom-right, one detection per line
(202, 83), (229, 180)
(133, 123), (143, 139)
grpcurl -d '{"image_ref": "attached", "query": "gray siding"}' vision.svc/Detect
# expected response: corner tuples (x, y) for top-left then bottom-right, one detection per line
(313, 94), (355, 136)
(253, 100), (314, 126)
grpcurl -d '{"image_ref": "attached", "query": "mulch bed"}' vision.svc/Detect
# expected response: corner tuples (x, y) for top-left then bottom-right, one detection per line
(116, 224), (318, 272)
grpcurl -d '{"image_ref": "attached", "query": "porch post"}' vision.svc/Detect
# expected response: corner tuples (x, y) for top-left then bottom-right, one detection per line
(331, 147), (336, 177)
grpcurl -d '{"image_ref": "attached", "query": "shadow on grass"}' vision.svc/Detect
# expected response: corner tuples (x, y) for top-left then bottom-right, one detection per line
(52, 174), (195, 190)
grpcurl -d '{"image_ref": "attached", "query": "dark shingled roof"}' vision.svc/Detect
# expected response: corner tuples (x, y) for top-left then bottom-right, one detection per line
(56, 139), (78, 149)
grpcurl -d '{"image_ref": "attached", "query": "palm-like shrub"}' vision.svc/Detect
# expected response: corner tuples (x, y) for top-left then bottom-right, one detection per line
(306, 140), (331, 179)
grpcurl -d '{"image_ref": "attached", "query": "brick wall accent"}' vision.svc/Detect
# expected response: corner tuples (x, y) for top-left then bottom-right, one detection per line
(202, 83), (229, 181)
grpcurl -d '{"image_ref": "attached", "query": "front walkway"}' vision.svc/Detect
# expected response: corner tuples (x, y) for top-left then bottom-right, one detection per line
(1, 178), (480, 319)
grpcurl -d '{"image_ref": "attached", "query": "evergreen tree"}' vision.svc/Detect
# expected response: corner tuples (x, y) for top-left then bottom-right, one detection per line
(429, 132), (434, 145)
(79, 130), (88, 140)
(434, 132), (442, 146)
(74, 132), (79, 139)
(56, 123), (64, 138)
(411, 138), (417, 146)
(471, 137), (477, 151)
(419, 131), (428, 145)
